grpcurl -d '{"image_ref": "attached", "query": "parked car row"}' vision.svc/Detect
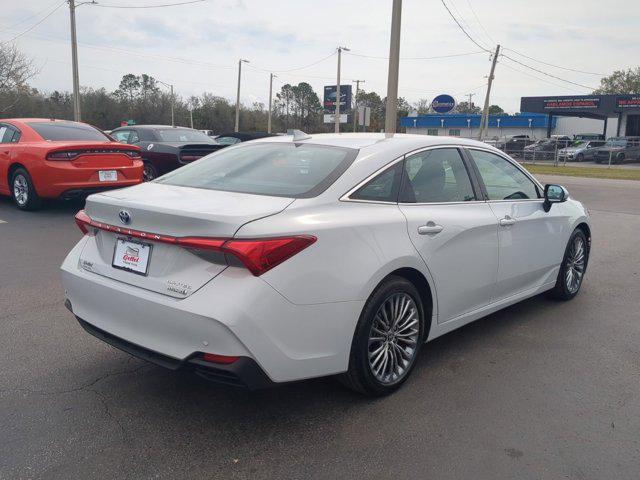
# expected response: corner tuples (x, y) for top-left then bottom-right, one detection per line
(0, 117), (275, 209)
(488, 133), (640, 164)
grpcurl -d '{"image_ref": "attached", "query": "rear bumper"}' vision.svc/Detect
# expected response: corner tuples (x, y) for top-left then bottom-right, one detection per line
(60, 238), (363, 384)
(34, 160), (143, 198)
(74, 316), (274, 389)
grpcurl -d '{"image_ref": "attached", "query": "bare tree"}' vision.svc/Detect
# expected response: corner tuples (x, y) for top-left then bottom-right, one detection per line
(0, 44), (36, 111)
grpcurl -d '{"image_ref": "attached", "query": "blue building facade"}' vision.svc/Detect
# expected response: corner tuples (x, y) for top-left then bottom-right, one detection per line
(401, 112), (557, 138)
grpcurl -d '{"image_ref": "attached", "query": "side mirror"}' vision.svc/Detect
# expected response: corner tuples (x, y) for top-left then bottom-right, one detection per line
(543, 184), (567, 212)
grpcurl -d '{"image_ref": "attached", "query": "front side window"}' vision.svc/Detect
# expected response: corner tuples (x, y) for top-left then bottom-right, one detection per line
(156, 128), (212, 142)
(216, 136), (241, 145)
(158, 142), (357, 198)
(469, 149), (539, 200)
(112, 130), (131, 143)
(0, 126), (7, 143)
(400, 148), (475, 203)
(28, 122), (110, 141)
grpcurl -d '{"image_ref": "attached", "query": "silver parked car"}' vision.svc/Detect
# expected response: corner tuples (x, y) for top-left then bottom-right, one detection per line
(558, 140), (605, 162)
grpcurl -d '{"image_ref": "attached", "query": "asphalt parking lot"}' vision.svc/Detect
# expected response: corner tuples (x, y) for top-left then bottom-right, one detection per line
(1, 174), (639, 480)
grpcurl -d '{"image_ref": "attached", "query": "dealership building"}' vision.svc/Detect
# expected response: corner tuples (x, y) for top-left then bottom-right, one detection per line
(402, 94), (640, 139)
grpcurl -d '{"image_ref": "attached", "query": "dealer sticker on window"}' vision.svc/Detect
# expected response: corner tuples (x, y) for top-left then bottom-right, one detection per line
(112, 238), (152, 275)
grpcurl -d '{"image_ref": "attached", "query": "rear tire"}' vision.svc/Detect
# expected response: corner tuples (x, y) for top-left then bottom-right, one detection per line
(549, 229), (588, 301)
(617, 154), (625, 164)
(11, 167), (42, 211)
(339, 276), (426, 396)
(142, 162), (158, 182)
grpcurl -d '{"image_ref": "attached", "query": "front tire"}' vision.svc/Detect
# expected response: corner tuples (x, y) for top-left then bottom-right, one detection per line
(340, 276), (426, 396)
(576, 153), (584, 162)
(11, 168), (42, 211)
(549, 229), (588, 301)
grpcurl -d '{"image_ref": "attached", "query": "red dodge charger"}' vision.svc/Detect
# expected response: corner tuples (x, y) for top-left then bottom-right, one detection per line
(0, 118), (143, 210)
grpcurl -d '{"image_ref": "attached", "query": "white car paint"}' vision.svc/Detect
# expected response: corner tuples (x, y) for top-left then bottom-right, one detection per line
(60, 133), (590, 385)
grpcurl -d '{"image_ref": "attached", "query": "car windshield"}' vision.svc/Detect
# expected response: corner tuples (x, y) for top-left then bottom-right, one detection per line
(605, 138), (628, 147)
(156, 142), (358, 198)
(28, 122), (110, 141)
(156, 128), (212, 142)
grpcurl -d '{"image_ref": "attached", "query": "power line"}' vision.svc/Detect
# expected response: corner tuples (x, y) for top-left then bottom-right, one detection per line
(447, 0), (491, 51)
(0, 0), (62, 34)
(502, 47), (605, 76)
(344, 50), (486, 60)
(247, 51), (336, 73)
(465, 0), (495, 46)
(440, 0), (491, 52)
(499, 59), (583, 93)
(501, 53), (597, 90)
(0, 1), (66, 45)
(91, 0), (205, 8)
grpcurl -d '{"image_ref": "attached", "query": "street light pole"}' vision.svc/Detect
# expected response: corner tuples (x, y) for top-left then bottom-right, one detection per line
(268, 72), (276, 133)
(235, 59), (249, 132)
(335, 47), (349, 133)
(68, 0), (81, 121)
(384, 0), (402, 134)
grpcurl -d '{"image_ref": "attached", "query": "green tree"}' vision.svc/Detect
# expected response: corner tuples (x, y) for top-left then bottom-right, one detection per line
(455, 101), (481, 114)
(594, 67), (640, 94)
(488, 105), (504, 115)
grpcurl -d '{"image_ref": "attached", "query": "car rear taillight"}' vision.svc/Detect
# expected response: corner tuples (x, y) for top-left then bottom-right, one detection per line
(74, 210), (95, 236)
(47, 151), (79, 161)
(202, 353), (239, 364)
(72, 211), (316, 275)
(222, 236), (316, 276)
(180, 155), (203, 162)
(125, 150), (141, 158)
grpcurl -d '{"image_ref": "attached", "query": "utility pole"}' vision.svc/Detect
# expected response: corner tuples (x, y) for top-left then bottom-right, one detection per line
(268, 73), (276, 133)
(235, 59), (249, 132)
(352, 79), (365, 132)
(68, 0), (81, 121)
(157, 80), (175, 127)
(190, 109), (194, 129)
(467, 92), (475, 111)
(384, 0), (402, 134)
(335, 47), (349, 133)
(479, 44), (500, 141)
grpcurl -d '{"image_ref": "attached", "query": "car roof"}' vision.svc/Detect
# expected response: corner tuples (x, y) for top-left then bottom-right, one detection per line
(112, 125), (196, 130)
(251, 132), (501, 165)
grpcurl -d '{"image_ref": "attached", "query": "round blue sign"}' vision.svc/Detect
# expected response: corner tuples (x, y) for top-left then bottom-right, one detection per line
(431, 94), (456, 113)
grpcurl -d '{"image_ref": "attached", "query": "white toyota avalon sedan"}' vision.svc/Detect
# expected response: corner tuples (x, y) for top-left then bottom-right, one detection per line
(61, 133), (590, 396)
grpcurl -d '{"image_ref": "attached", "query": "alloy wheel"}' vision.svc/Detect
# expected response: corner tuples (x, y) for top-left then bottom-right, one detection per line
(13, 174), (29, 206)
(368, 293), (420, 385)
(565, 236), (586, 294)
(143, 164), (156, 182)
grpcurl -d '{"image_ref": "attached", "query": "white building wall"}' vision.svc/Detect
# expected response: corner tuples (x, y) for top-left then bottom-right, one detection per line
(555, 117), (618, 138)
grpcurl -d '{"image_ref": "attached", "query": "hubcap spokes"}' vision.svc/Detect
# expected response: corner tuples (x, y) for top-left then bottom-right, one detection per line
(13, 175), (28, 205)
(143, 166), (155, 182)
(565, 236), (585, 293)
(368, 293), (419, 385)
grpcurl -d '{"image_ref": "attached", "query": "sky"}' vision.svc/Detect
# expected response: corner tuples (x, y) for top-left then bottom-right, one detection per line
(2, 0), (639, 114)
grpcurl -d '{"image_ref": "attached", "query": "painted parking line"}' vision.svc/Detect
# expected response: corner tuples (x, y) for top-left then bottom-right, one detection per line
(0, 219), (7, 224)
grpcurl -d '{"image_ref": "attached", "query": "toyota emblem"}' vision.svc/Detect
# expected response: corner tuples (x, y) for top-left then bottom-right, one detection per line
(119, 210), (131, 225)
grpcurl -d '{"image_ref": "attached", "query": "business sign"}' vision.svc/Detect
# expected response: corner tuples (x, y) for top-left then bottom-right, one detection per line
(617, 95), (640, 108)
(324, 85), (352, 113)
(431, 94), (456, 113)
(323, 113), (348, 124)
(542, 98), (600, 110)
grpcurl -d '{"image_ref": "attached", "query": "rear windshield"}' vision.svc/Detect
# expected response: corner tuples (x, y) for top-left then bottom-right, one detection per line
(28, 122), (110, 141)
(157, 142), (358, 198)
(156, 128), (212, 142)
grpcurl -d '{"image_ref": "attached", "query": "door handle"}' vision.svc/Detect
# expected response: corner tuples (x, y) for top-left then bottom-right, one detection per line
(417, 222), (444, 235)
(499, 215), (516, 227)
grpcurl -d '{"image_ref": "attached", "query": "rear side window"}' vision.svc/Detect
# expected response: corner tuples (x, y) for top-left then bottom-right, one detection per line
(28, 122), (110, 141)
(350, 162), (403, 202)
(158, 142), (358, 198)
(400, 148), (476, 203)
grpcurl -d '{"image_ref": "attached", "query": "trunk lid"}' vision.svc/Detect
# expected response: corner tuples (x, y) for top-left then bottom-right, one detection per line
(78, 182), (294, 298)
